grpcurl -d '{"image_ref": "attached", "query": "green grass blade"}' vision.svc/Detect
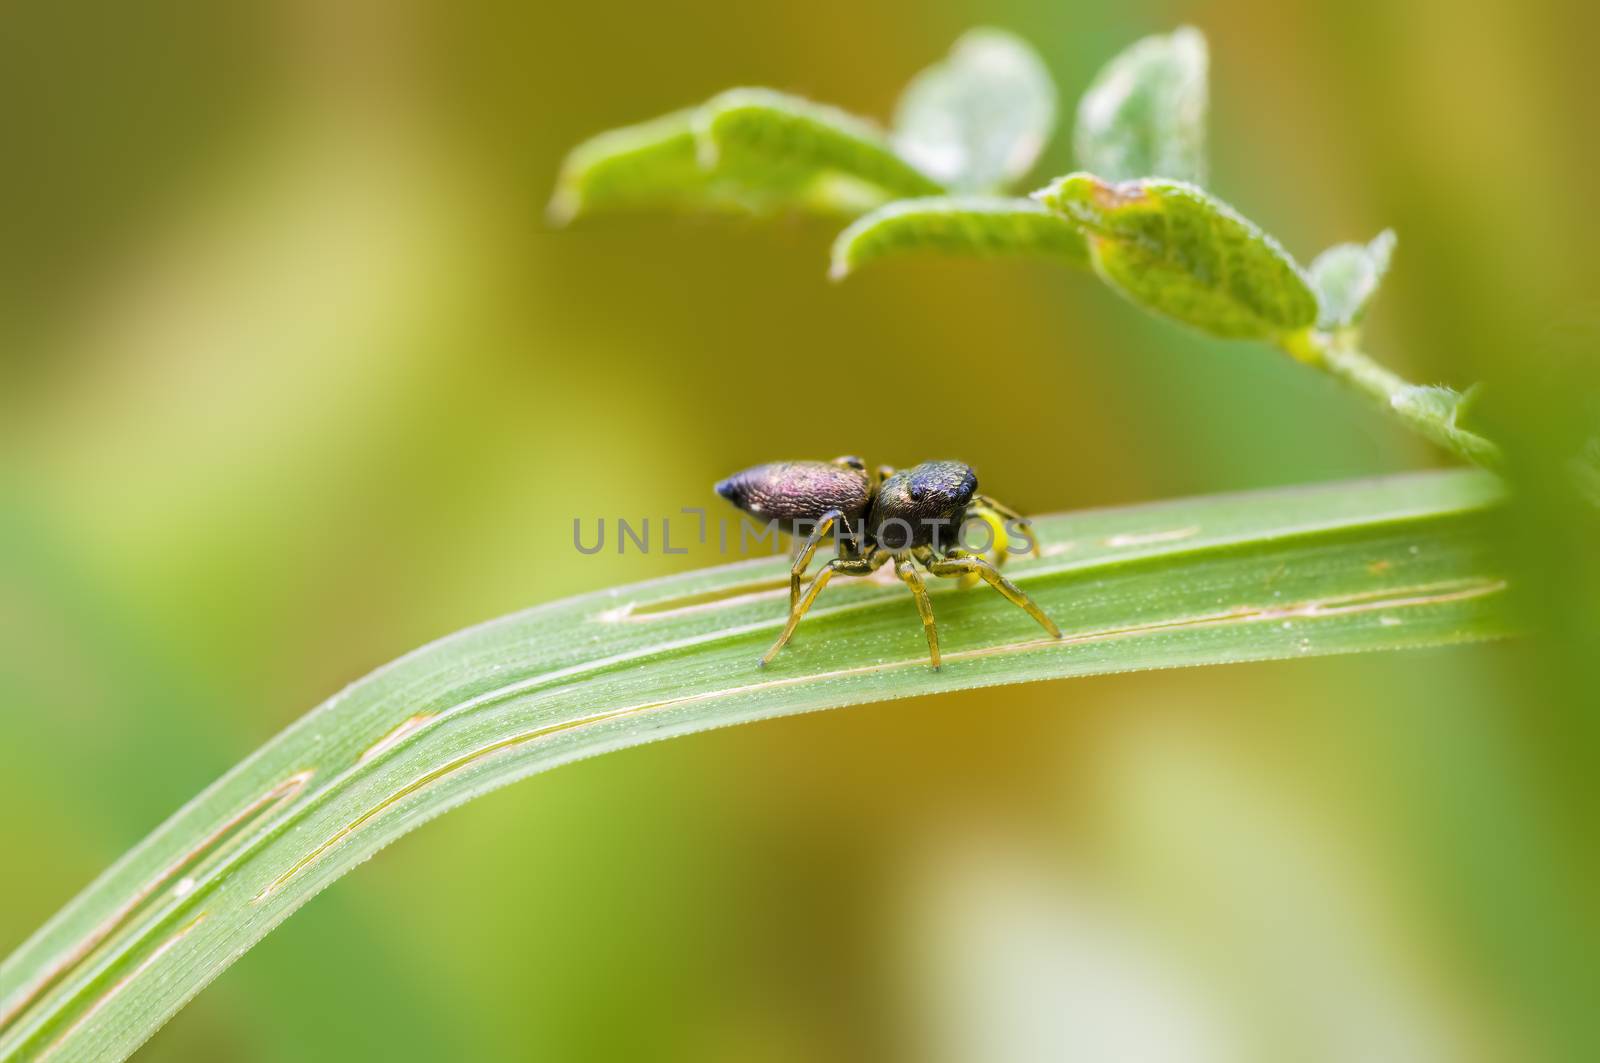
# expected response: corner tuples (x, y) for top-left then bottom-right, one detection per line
(830, 196), (1086, 279)
(0, 470), (1511, 1062)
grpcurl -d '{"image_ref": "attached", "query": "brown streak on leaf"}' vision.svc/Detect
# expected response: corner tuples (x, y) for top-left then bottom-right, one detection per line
(1092, 178), (1149, 208)
(357, 715), (437, 765)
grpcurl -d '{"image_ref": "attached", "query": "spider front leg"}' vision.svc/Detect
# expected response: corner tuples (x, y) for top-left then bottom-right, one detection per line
(920, 548), (1062, 640)
(761, 548), (891, 667)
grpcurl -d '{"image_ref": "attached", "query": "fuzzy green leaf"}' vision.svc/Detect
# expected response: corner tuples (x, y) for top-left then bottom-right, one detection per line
(1389, 383), (1499, 466)
(1036, 172), (1318, 339)
(0, 470), (1512, 1062)
(1310, 229), (1397, 329)
(1391, 383), (1475, 426)
(891, 28), (1057, 193)
(1074, 26), (1208, 183)
(695, 88), (943, 207)
(550, 90), (943, 224)
(830, 196), (1087, 278)
(547, 105), (847, 222)
(548, 109), (717, 223)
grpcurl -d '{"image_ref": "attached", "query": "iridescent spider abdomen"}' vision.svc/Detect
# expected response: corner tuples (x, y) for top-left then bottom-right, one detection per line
(715, 459), (871, 536)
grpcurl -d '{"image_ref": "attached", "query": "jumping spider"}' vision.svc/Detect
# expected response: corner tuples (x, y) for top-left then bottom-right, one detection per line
(715, 456), (1062, 669)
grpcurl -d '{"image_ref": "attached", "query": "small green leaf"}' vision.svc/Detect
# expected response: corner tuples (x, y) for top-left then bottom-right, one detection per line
(548, 109), (716, 224)
(548, 105), (847, 222)
(1035, 172), (1318, 339)
(1391, 384), (1469, 430)
(830, 196), (1086, 279)
(1389, 383), (1499, 467)
(891, 28), (1057, 193)
(1391, 382), (1476, 425)
(550, 90), (944, 224)
(1074, 26), (1208, 183)
(696, 88), (943, 207)
(1309, 229), (1397, 329)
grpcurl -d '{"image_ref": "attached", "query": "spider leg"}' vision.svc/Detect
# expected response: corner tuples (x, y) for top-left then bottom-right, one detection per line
(788, 510), (843, 615)
(761, 548), (890, 667)
(894, 554), (941, 669)
(922, 550), (1061, 639)
(955, 505), (1007, 586)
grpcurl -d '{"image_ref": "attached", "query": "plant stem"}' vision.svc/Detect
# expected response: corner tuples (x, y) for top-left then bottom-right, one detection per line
(1280, 330), (1504, 471)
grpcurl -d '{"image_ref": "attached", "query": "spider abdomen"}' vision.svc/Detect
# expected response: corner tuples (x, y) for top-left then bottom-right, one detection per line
(714, 460), (871, 534)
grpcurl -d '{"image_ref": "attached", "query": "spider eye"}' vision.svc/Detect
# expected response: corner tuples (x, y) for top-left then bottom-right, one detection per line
(908, 483), (926, 502)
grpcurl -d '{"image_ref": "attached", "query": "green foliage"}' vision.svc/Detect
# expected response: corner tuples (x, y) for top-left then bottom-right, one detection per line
(548, 109), (712, 223)
(550, 89), (940, 224)
(1073, 26), (1208, 184)
(891, 29), (1056, 193)
(1310, 229), (1397, 329)
(1282, 330), (1503, 469)
(547, 105), (866, 223)
(1390, 383), (1496, 465)
(695, 88), (942, 205)
(549, 25), (1057, 225)
(549, 24), (1495, 468)
(1392, 382), (1478, 428)
(0, 471), (1511, 1062)
(831, 196), (1085, 278)
(1035, 173), (1318, 339)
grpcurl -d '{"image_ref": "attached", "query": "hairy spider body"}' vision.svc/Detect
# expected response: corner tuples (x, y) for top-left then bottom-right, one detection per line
(715, 456), (1062, 669)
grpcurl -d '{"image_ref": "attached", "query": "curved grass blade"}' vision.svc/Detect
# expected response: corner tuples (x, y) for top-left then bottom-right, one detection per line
(0, 470), (1511, 1062)
(830, 197), (1087, 279)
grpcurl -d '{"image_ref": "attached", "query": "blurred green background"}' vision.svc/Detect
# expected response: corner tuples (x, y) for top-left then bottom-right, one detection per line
(2, 1), (1595, 1059)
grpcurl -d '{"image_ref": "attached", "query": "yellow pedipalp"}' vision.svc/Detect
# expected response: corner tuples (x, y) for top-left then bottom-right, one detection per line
(960, 505), (1011, 586)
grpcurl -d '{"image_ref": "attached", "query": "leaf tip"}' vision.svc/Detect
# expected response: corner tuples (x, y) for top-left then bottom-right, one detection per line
(1370, 227), (1398, 268)
(545, 178), (583, 227)
(1170, 25), (1209, 55)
